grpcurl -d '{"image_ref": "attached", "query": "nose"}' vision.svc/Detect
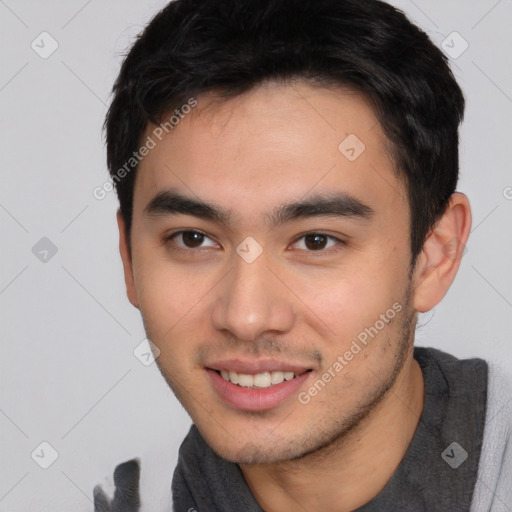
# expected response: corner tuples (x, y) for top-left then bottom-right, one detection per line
(210, 248), (294, 343)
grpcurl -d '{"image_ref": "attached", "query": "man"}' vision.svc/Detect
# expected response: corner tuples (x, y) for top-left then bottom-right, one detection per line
(94, 0), (512, 510)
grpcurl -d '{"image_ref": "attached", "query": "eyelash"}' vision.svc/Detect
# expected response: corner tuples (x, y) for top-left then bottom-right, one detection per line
(164, 230), (346, 256)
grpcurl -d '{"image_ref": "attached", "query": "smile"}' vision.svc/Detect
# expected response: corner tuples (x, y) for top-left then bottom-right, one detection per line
(217, 369), (304, 389)
(206, 365), (313, 411)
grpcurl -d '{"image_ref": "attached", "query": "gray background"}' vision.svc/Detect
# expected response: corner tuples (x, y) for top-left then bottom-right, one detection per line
(0, 0), (511, 510)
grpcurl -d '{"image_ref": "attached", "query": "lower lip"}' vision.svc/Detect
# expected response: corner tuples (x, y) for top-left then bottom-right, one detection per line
(207, 369), (311, 411)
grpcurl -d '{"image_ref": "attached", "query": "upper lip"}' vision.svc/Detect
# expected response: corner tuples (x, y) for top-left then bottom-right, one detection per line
(206, 358), (312, 375)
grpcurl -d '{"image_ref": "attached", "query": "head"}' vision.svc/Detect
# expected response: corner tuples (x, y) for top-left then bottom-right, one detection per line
(105, 0), (470, 464)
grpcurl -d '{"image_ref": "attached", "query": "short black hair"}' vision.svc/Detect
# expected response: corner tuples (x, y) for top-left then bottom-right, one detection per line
(104, 0), (465, 264)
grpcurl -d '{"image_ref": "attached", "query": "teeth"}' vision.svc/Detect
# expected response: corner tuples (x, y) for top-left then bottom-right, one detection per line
(238, 374), (254, 387)
(253, 372), (271, 388)
(219, 369), (302, 388)
(271, 371), (284, 384)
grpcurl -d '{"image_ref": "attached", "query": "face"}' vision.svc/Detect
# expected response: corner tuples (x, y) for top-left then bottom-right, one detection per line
(122, 81), (418, 464)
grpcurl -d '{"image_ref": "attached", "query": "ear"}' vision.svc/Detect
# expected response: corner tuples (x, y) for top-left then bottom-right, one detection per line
(412, 192), (472, 313)
(117, 210), (139, 309)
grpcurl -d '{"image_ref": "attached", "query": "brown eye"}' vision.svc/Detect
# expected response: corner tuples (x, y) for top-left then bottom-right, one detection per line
(292, 233), (343, 253)
(165, 230), (218, 251)
(304, 234), (329, 250)
(180, 231), (205, 248)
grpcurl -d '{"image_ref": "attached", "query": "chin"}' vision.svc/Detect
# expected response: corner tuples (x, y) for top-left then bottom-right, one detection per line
(200, 426), (311, 465)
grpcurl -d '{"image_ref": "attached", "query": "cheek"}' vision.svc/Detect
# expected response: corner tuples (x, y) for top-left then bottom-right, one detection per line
(132, 248), (221, 344)
(132, 251), (187, 331)
(294, 253), (406, 335)
(314, 287), (395, 351)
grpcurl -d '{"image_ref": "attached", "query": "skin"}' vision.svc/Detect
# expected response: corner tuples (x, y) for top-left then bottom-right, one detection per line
(117, 80), (471, 511)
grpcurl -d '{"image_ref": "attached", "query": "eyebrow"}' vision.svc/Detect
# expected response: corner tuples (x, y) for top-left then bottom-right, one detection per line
(143, 188), (375, 229)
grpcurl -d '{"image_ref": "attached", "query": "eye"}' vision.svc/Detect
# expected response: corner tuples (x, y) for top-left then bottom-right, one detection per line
(165, 230), (218, 251)
(291, 233), (345, 253)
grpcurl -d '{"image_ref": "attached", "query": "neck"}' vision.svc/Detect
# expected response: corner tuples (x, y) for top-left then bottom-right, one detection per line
(239, 352), (425, 512)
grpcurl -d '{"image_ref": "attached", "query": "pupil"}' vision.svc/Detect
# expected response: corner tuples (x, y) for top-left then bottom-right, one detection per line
(305, 234), (326, 250)
(183, 231), (203, 248)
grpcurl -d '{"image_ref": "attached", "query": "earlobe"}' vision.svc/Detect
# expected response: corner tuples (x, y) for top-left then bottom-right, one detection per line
(412, 193), (472, 313)
(116, 210), (139, 309)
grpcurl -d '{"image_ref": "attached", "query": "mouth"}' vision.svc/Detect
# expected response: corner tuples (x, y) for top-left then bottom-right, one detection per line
(214, 369), (309, 389)
(205, 361), (313, 411)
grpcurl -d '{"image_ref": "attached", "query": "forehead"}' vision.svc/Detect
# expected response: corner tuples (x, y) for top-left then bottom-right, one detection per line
(133, 80), (406, 228)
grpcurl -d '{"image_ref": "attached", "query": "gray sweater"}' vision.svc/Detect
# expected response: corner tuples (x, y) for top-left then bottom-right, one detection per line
(93, 347), (512, 511)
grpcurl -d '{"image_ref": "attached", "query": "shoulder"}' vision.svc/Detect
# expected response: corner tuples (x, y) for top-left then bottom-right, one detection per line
(482, 359), (512, 441)
(471, 359), (512, 511)
(483, 359), (512, 444)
